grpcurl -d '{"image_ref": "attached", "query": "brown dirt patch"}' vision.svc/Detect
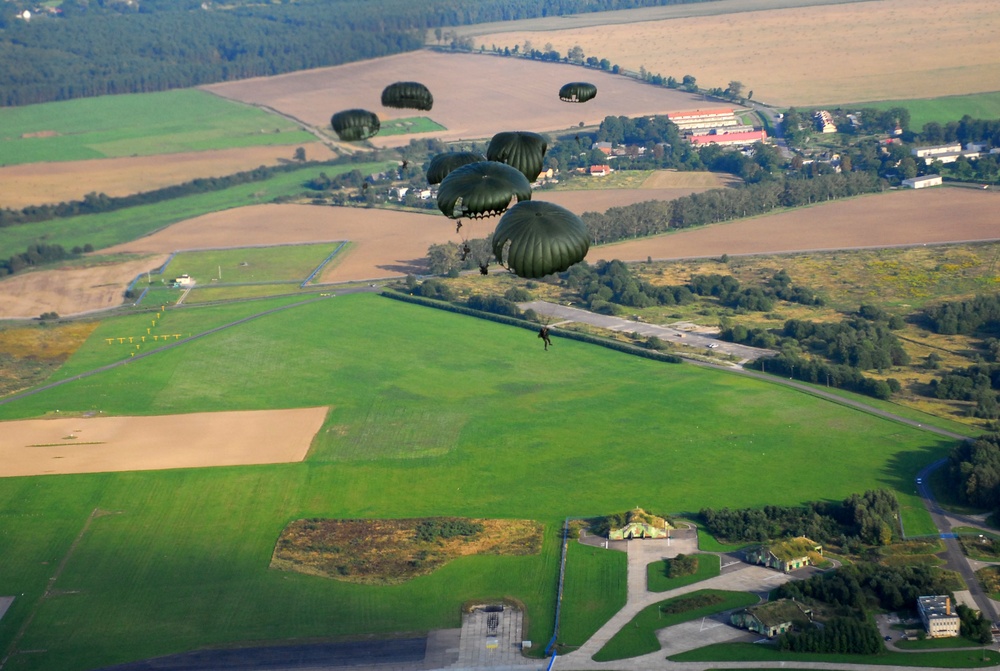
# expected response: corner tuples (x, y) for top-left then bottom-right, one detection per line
(0, 254), (169, 321)
(271, 517), (543, 584)
(593, 189), (1000, 263)
(21, 130), (58, 139)
(0, 144), (334, 209)
(471, 0), (1000, 106)
(0, 407), (328, 477)
(202, 51), (719, 147)
(0, 321), (101, 396)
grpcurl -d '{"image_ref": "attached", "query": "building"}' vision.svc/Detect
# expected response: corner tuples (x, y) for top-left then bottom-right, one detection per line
(667, 108), (739, 131)
(589, 165), (612, 176)
(731, 599), (813, 638)
(912, 143), (962, 158)
(607, 508), (671, 540)
(171, 274), (195, 287)
(902, 175), (942, 189)
(592, 142), (613, 155)
(687, 129), (768, 147)
(814, 110), (837, 133)
(745, 537), (822, 572)
(917, 596), (960, 638)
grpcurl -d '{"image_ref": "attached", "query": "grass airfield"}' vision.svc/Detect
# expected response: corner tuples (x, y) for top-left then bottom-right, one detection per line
(0, 292), (954, 670)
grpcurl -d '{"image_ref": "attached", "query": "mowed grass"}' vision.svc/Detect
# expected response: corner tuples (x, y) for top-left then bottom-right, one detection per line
(0, 293), (959, 669)
(671, 642), (1000, 667)
(556, 540), (627, 652)
(0, 90), (315, 166)
(854, 91), (1000, 130)
(378, 117), (446, 136)
(165, 244), (341, 285)
(0, 162), (392, 259)
(647, 553), (721, 592)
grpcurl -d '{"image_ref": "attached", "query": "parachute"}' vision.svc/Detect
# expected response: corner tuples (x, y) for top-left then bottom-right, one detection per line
(330, 109), (380, 142)
(492, 201), (590, 279)
(426, 151), (486, 185)
(486, 131), (548, 183)
(559, 82), (597, 103)
(381, 81), (433, 111)
(436, 161), (532, 220)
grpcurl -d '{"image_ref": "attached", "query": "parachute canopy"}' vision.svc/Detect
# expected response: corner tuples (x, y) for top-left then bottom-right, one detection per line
(426, 151), (485, 185)
(492, 201), (590, 279)
(331, 109), (380, 142)
(381, 81), (433, 111)
(436, 161), (532, 220)
(559, 82), (597, 103)
(486, 131), (548, 183)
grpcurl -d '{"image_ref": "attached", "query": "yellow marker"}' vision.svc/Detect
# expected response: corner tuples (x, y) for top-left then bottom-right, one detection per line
(106, 339), (113, 345)
(118, 338), (125, 344)
(141, 336), (146, 342)
(147, 328), (150, 334)
(128, 337), (134, 343)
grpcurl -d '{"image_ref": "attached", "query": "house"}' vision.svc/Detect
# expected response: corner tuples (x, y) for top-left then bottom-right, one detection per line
(589, 165), (612, 176)
(918, 596), (960, 638)
(171, 274), (195, 287)
(745, 536), (822, 572)
(814, 110), (837, 133)
(592, 142), (613, 155)
(731, 599), (813, 638)
(687, 129), (768, 147)
(902, 175), (942, 189)
(607, 508), (671, 540)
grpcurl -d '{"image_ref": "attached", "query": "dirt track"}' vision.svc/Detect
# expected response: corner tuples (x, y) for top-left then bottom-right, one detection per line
(0, 407), (328, 477)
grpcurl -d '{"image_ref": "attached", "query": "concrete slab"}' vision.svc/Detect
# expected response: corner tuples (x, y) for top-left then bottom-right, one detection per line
(0, 596), (13, 622)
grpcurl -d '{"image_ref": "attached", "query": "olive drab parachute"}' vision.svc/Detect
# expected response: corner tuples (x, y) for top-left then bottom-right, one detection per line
(330, 109), (380, 142)
(492, 201), (590, 279)
(425, 151), (486, 185)
(558, 82), (597, 103)
(436, 161), (532, 220)
(486, 131), (548, 183)
(381, 81), (434, 111)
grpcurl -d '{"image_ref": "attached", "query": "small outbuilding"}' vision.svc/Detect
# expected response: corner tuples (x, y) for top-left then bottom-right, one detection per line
(901, 175), (942, 189)
(607, 508), (671, 540)
(745, 536), (822, 572)
(731, 598), (813, 638)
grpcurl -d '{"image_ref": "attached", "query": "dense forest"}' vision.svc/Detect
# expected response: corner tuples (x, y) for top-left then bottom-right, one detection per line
(0, 0), (713, 106)
(947, 433), (1000, 512)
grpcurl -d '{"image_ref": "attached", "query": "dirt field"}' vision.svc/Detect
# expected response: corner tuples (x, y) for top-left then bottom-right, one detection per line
(470, 0), (1000, 107)
(593, 188), (1000, 263)
(0, 255), (168, 320)
(201, 51), (718, 147)
(0, 407), (328, 478)
(0, 144), (335, 209)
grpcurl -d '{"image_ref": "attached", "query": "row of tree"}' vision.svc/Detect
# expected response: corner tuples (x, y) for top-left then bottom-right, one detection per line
(946, 433), (1000, 511)
(0, 242), (84, 277)
(924, 294), (1000, 336)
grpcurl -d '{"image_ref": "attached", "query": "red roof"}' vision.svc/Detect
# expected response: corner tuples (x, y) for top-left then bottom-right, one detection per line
(688, 130), (767, 145)
(589, 165), (612, 174)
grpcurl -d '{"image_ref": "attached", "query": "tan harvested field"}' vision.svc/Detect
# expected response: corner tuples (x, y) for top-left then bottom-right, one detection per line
(0, 255), (168, 320)
(593, 188), (1000, 263)
(0, 407), (328, 477)
(471, 0), (1000, 107)
(0, 143), (335, 209)
(202, 51), (718, 147)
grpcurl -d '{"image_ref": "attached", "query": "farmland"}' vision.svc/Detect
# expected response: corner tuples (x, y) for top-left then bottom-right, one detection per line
(467, 0), (1000, 107)
(0, 292), (953, 669)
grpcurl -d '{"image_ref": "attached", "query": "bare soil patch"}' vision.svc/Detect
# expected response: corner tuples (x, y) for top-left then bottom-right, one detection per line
(20, 130), (58, 139)
(0, 321), (100, 396)
(271, 517), (543, 584)
(0, 254), (169, 321)
(0, 407), (328, 477)
(593, 189), (1000, 263)
(471, 0), (1000, 106)
(202, 51), (717, 147)
(0, 144), (334, 209)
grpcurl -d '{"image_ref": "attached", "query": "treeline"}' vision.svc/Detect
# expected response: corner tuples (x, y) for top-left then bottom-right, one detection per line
(0, 159), (341, 230)
(931, 362), (1000, 419)
(581, 171), (885, 245)
(919, 115), (1000, 147)
(776, 563), (949, 614)
(0, 0), (712, 106)
(924, 294), (1000, 335)
(946, 433), (1000, 511)
(0, 242), (88, 277)
(700, 489), (900, 547)
(777, 616), (883, 655)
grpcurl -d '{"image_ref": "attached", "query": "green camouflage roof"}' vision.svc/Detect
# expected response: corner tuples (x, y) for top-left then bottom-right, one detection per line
(769, 537), (821, 561)
(747, 599), (812, 628)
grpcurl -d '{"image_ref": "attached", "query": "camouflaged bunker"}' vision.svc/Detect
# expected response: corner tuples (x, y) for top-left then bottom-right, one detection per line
(731, 598), (813, 638)
(745, 536), (822, 572)
(607, 508), (672, 540)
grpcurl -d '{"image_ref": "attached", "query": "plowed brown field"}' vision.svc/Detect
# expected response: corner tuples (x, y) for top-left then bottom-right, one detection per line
(0, 143), (335, 209)
(470, 0), (1000, 106)
(0, 407), (328, 477)
(202, 51), (718, 147)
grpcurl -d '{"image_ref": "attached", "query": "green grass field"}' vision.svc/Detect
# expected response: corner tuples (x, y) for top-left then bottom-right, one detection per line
(671, 641), (1000, 667)
(556, 540), (627, 652)
(0, 90), (316, 166)
(592, 590), (759, 661)
(165, 243), (341, 285)
(378, 117), (446, 136)
(854, 92), (1000, 131)
(0, 293), (965, 669)
(0, 163), (392, 260)
(646, 553), (721, 592)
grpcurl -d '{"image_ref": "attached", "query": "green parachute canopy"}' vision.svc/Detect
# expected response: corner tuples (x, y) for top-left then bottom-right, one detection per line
(426, 151), (485, 185)
(381, 81), (434, 111)
(559, 82), (597, 103)
(436, 161), (532, 220)
(330, 109), (380, 142)
(492, 201), (590, 279)
(486, 131), (548, 183)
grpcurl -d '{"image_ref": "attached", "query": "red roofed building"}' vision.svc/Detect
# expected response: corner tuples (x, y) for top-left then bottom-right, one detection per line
(589, 165), (612, 176)
(688, 129), (768, 147)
